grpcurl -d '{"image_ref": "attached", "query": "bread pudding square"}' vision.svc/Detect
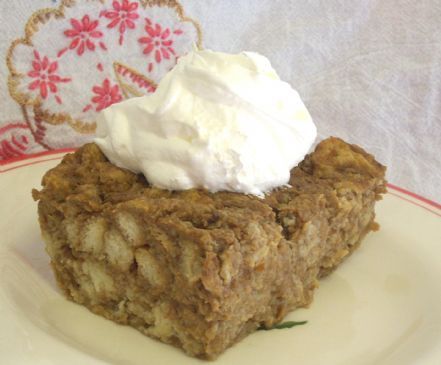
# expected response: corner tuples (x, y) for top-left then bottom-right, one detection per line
(33, 137), (386, 359)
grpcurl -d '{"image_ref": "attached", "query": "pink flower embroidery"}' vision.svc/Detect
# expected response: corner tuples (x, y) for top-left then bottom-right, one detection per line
(0, 123), (31, 160)
(138, 18), (182, 72)
(61, 15), (106, 56)
(27, 50), (71, 103)
(102, 0), (140, 45)
(90, 78), (123, 111)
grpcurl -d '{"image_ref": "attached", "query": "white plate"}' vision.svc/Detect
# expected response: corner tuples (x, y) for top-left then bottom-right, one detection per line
(1, 153), (440, 365)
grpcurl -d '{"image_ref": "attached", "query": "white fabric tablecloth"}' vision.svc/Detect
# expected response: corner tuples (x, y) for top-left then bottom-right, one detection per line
(1, 0), (440, 203)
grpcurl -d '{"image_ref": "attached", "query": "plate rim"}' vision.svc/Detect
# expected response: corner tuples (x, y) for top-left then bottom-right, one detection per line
(1, 148), (440, 216)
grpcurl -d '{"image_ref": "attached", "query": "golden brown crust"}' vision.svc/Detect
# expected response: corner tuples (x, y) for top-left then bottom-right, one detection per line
(33, 137), (386, 359)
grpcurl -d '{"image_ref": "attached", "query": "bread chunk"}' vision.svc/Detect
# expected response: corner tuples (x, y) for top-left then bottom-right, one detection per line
(33, 137), (386, 359)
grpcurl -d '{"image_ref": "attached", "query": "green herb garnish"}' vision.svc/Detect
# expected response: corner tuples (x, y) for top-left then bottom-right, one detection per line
(258, 320), (308, 330)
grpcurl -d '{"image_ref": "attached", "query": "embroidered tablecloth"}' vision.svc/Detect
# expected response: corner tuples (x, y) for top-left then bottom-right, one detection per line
(1, 0), (440, 203)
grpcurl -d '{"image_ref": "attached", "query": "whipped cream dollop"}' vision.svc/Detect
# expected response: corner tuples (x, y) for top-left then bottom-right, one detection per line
(94, 49), (317, 196)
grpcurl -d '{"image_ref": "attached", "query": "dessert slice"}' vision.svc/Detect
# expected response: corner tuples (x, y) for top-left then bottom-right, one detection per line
(33, 137), (386, 359)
